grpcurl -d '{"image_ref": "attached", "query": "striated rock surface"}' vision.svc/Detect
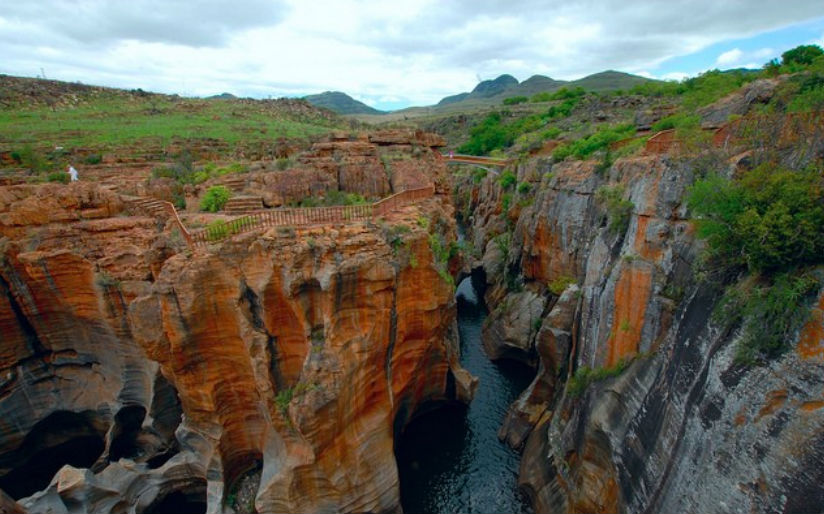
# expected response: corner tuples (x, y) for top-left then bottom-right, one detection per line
(0, 143), (469, 514)
(456, 148), (824, 513)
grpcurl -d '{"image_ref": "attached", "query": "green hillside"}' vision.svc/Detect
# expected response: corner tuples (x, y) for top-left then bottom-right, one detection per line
(0, 74), (345, 164)
(304, 91), (384, 115)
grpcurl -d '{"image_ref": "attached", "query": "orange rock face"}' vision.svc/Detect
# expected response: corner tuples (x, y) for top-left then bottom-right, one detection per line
(605, 262), (652, 366)
(130, 216), (465, 513)
(0, 165), (466, 513)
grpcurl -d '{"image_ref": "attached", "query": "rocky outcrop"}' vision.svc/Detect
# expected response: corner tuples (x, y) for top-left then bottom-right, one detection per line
(184, 133), (450, 209)
(0, 155), (469, 513)
(457, 148), (824, 513)
(698, 77), (782, 128)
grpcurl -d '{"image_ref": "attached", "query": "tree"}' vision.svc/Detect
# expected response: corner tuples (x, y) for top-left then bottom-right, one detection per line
(781, 44), (824, 67)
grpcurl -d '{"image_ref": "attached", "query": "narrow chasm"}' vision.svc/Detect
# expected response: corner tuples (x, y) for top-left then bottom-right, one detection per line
(0, 410), (106, 500)
(396, 274), (535, 514)
(143, 478), (207, 514)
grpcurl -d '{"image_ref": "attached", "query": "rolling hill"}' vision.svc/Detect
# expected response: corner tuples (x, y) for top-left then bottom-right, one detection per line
(303, 91), (384, 115)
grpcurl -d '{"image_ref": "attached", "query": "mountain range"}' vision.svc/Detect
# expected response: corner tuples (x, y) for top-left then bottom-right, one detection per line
(304, 70), (656, 115)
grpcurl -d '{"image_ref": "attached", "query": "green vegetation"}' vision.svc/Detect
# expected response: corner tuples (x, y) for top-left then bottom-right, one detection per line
(205, 220), (229, 241)
(498, 170), (517, 189)
(0, 94), (340, 153)
(531, 87), (586, 103)
(782, 44), (824, 65)
(689, 161), (824, 365)
(568, 358), (632, 397)
(716, 273), (820, 365)
(275, 388), (293, 414)
(651, 113), (700, 132)
(553, 123), (635, 161)
(596, 185), (634, 236)
(688, 164), (824, 273)
(517, 181), (532, 195)
(548, 275), (576, 296)
(200, 185), (231, 212)
(46, 171), (69, 183)
(503, 96), (528, 105)
(293, 190), (368, 208)
(457, 99), (579, 155)
(428, 232), (455, 288)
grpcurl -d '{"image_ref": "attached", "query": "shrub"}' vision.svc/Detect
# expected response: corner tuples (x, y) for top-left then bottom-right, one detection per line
(781, 44), (824, 67)
(498, 170), (517, 189)
(548, 275), (576, 295)
(503, 95), (528, 105)
(596, 185), (634, 236)
(553, 123), (636, 161)
(517, 181), (532, 195)
(687, 164), (824, 274)
(568, 359), (631, 397)
(206, 220), (228, 241)
(83, 154), (103, 165)
(200, 185), (231, 212)
(718, 272), (821, 364)
(530, 92), (553, 103)
(275, 388), (293, 414)
(46, 171), (69, 183)
(651, 113), (700, 132)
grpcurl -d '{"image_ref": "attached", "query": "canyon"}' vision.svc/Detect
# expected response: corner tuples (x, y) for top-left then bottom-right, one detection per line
(0, 132), (479, 513)
(1, 79), (823, 514)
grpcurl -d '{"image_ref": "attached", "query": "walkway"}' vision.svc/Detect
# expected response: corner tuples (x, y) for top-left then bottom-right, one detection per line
(125, 185), (435, 249)
(439, 154), (513, 168)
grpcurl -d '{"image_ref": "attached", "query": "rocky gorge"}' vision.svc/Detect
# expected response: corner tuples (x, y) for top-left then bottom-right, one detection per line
(452, 114), (824, 512)
(1, 95), (823, 514)
(0, 132), (481, 513)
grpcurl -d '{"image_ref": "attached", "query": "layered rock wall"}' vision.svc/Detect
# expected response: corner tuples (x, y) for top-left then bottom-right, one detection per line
(456, 151), (824, 513)
(0, 153), (466, 513)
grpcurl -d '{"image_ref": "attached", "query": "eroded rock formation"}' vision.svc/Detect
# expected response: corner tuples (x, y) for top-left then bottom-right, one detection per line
(456, 148), (824, 513)
(0, 142), (470, 513)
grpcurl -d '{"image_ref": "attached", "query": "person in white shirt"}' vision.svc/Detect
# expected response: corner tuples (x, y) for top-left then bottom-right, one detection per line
(67, 165), (79, 181)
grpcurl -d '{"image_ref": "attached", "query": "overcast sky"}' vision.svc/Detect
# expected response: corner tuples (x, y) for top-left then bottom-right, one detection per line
(1, 1), (823, 110)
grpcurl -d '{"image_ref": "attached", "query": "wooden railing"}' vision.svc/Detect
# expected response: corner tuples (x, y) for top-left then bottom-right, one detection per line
(373, 185), (435, 216)
(190, 185), (435, 248)
(439, 154), (512, 167)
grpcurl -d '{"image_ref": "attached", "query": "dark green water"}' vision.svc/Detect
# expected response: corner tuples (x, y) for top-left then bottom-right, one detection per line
(395, 276), (535, 514)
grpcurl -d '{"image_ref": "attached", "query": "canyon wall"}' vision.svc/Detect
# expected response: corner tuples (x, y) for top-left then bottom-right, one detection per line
(456, 152), (824, 513)
(0, 141), (468, 513)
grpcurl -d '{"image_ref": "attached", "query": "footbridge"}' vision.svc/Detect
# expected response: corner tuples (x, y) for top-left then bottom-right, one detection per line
(439, 153), (513, 173)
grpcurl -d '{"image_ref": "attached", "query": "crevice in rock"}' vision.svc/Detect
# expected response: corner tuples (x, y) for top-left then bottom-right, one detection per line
(0, 410), (106, 500)
(142, 477), (207, 514)
(145, 372), (182, 469)
(224, 457), (262, 514)
(108, 405), (147, 461)
(0, 273), (47, 357)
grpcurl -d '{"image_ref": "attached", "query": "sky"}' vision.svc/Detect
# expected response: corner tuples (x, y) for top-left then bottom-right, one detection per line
(1, 1), (823, 111)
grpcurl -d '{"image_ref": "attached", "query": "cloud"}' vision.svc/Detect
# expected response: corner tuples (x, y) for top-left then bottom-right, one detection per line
(717, 48), (744, 65)
(0, 0), (823, 108)
(2, 0), (288, 47)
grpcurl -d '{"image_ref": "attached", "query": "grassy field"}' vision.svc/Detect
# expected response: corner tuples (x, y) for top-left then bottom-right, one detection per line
(0, 75), (346, 162)
(0, 97), (341, 150)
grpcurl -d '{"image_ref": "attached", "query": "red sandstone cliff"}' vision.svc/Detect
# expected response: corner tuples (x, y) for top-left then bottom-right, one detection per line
(0, 137), (470, 513)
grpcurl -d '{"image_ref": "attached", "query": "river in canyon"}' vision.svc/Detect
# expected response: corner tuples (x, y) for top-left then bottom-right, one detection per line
(395, 274), (535, 514)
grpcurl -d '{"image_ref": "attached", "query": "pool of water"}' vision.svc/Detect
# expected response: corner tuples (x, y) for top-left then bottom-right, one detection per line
(395, 276), (535, 514)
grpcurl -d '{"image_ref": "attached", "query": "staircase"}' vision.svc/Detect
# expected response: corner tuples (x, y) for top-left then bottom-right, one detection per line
(121, 195), (194, 247)
(221, 175), (247, 192)
(223, 195), (264, 213)
(126, 197), (171, 218)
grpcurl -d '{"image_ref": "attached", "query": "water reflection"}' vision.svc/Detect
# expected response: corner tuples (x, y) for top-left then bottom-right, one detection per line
(396, 276), (534, 514)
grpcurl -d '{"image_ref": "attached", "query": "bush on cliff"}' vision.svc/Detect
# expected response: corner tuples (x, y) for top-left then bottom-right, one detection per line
(688, 164), (824, 274)
(553, 123), (635, 161)
(689, 163), (824, 363)
(200, 185), (231, 212)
